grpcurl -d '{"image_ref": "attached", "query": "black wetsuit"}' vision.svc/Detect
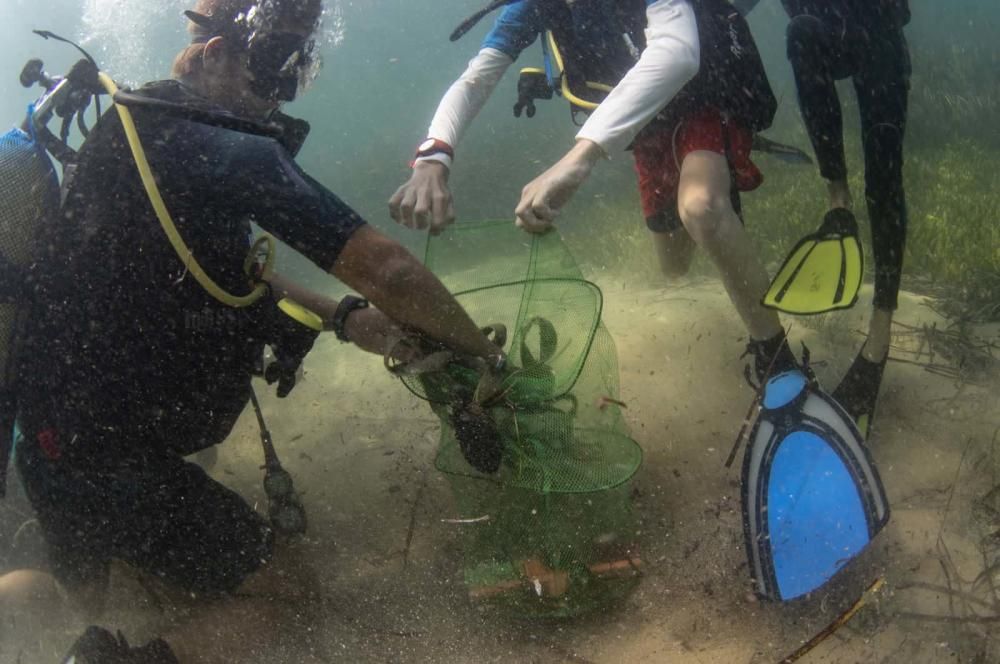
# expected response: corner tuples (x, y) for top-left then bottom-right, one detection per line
(783, 0), (911, 311)
(15, 80), (365, 594)
(735, 0), (911, 310)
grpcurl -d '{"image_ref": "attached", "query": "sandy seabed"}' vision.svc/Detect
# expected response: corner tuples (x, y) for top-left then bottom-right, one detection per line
(2, 277), (998, 663)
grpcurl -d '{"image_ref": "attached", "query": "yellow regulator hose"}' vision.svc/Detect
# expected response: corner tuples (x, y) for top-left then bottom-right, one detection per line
(97, 72), (272, 308)
(546, 32), (613, 111)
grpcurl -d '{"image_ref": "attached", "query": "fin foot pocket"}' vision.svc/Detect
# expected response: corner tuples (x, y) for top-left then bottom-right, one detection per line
(831, 344), (888, 439)
(745, 329), (799, 384)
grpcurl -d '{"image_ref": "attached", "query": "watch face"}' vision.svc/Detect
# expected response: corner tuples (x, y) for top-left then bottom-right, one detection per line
(418, 138), (437, 153)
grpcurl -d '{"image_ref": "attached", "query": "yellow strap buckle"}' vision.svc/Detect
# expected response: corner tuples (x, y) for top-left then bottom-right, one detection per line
(277, 298), (324, 332)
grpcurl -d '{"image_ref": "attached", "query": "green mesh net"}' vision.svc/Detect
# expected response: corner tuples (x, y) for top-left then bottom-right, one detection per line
(410, 221), (643, 618)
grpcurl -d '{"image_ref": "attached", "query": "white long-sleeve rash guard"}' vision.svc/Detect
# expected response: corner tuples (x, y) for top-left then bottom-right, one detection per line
(416, 0), (700, 169)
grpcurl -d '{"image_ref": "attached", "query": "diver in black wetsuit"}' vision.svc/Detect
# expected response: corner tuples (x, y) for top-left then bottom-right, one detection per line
(7, 1), (505, 662)
(737, 0), (911, 430)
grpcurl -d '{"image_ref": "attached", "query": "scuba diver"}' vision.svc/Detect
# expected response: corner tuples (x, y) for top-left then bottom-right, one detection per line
(3, 0), (506, 661)
(389, 0), (800, 383)
(738, 0), (912, 435)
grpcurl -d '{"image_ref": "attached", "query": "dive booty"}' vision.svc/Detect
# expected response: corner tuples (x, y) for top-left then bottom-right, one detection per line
(831, 344), (889, 440)
(745, 329), (799, 385)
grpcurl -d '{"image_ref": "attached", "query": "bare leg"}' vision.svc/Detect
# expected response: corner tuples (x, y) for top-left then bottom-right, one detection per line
(651, 225), (696, 279)
(676, 150), (782, 340)
(163, 541), (322, 664)
(0, 565), (294, 663)
(0, 568), (60, 605)
(828, 178), (853, 211)
(864, 308), (893, 361)
(0, 570), (76, 659)
(35, 542), (322, 663)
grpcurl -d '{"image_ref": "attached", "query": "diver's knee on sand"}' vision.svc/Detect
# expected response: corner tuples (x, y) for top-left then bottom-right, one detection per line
(161, 544), (321, 664)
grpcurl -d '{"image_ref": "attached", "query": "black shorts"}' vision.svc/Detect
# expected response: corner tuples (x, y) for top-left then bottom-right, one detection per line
(15, 432), (273, 595)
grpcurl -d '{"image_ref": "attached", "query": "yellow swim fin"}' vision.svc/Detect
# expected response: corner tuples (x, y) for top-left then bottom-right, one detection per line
(763, 208), (863, 315)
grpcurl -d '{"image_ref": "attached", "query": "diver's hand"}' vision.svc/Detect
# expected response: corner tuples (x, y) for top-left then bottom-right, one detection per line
(343, 306), (409, 357)
(343, 306), (490, 369)
(515, 139), (604, 234)
(388, 160), (456, 235)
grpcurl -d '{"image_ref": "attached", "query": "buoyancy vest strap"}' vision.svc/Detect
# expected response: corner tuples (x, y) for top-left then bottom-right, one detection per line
(97, 72), (273, 308)
(546, 32), (614, 111)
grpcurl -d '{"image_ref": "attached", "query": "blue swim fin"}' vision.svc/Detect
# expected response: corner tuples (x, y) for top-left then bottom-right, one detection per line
(741, 369), (890, 601)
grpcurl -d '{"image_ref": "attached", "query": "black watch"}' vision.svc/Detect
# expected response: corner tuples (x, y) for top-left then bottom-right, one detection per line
(331, 295), (369, 342)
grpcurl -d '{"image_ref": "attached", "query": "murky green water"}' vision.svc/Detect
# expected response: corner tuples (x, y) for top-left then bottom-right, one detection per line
(0, 1), (998, 662)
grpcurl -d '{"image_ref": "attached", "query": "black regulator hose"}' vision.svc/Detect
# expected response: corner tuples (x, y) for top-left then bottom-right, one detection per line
(249, 386), (307, 537)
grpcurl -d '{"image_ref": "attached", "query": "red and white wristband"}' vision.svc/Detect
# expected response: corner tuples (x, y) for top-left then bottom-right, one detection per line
(410, 138), (454, 169)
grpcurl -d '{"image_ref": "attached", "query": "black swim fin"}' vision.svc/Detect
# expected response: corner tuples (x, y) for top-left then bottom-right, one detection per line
(763, 208), (863, 315)
(832, 345), (889, 440)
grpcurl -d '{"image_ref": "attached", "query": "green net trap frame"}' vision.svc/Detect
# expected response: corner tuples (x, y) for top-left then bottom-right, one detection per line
(405, 221), (643, 618)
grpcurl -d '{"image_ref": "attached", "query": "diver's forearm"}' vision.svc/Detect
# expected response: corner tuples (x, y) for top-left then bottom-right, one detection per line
(576, 0), (699, 156)
(331, 226), (498, 360)
(369, 264), (498, 360)
(416, 47), (513, 168)
(265, 273), (342, 331)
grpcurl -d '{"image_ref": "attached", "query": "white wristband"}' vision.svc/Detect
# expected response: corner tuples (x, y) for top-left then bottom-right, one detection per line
(413, 153), (453, 170)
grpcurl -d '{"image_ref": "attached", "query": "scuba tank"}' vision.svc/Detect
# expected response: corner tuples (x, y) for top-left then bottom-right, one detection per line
(513, 0), (648, 122)
(0, 56), (98, 497)
(542, 0), (647, 108)
(453, 0), (777, 135)
(0, 122), (56, 496)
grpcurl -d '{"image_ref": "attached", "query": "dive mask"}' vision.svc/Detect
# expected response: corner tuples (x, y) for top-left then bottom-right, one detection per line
(247, 30), (316, 102)
(184, 6), (321, 103)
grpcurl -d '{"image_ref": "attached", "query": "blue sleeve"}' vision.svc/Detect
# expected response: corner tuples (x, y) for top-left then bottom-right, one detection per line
(481, 0), (544, 60)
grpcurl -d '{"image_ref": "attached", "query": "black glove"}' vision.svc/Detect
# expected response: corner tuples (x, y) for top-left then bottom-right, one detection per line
(262, 304), (320, 398)
(264, 352), (307, 398)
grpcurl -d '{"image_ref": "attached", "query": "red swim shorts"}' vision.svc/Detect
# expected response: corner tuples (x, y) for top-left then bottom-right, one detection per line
(633, 107), (763, 232)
